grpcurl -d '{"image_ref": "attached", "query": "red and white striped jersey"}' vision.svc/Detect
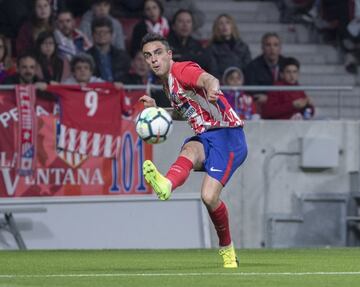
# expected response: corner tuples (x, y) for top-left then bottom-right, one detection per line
(47, 83), (130, 158)
(165, 61), (244, 134)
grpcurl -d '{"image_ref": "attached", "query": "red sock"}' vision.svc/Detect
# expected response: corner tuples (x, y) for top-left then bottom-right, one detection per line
(209, 201), (232, 247)
(165, 156), (193, 191)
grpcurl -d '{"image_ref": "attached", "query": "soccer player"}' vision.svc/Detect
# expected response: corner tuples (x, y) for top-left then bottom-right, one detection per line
(139, 33), (248, 268)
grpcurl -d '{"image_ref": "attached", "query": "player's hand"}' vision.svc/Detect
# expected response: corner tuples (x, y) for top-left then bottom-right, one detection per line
(207, 89), (220, 103)
(139, 95), (156, 108)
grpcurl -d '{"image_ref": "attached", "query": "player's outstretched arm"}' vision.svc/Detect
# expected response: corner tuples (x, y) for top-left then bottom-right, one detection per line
(196, 72), (221, 103)
(139, 95), (156, 108)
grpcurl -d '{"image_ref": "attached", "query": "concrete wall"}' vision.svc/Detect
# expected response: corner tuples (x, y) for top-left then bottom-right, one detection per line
(1, 120), (359, 249)
(154, 120), (359, 248)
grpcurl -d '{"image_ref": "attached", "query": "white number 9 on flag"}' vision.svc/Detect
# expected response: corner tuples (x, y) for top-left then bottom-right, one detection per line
(85, 91), (98, 116)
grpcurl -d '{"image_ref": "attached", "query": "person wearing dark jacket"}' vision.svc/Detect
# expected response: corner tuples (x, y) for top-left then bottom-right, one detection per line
(207, 14), (251, 79)
(167, 9), (208, 70)
(86, 17), (131, 82)
(260, 57), (315, 119)
(244, 32), (287, 103)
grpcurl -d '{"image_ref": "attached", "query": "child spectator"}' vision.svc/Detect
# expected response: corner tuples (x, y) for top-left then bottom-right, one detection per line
(261, 57), (315, 120)
(222, 67), (258, 120)
(62, 53), (103, 85)
(35, 31), (70, 83)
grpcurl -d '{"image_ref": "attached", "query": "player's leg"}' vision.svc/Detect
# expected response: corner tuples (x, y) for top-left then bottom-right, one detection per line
(143, 140), (205, 200)
(201, 175), (239, 268)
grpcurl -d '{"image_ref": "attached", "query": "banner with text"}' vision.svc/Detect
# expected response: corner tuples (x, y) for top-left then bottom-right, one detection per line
(0, 88), (152, 197)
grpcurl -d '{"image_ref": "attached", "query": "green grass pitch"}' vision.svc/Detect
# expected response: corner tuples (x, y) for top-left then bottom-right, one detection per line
(0, 248), (359, 287)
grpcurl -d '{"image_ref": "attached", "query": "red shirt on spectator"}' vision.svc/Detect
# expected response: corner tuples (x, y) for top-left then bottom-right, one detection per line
(261, 81), (315, 119)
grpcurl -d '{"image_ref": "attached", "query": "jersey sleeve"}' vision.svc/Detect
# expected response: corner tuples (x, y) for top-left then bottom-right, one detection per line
(172, 61), (205, 88)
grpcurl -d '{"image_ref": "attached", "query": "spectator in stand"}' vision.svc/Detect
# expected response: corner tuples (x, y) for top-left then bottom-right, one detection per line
(54, 9), (92, 61)
(79, 0), (126, 50)
(244, 32), (287, 103)
(0, 35), (16, 83)
(131, 0), (170, 57)
(260, 57), (315, 120)
(62, 53), (103, 85)
(34, 31), (70, 83)
(207, 14), (251, 80)
(161, 0), (205, 34)
(222, 67), (258, 120)
(87, 17), (131, 82)
(3, 53), (41, 84)
(167, 9), (208, 70)
(16, 0), (54, 56)
(123, 50), (150, 85)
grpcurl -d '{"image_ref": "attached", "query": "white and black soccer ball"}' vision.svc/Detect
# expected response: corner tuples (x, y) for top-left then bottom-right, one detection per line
(135, 107), (173, 144)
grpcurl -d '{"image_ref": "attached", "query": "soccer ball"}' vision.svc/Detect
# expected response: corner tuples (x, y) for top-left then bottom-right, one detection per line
(135, 107), (173, 144)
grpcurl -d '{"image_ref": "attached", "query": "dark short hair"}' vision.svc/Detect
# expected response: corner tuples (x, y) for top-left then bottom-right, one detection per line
(70, 53), (95, 72)
(91, 17), (113, 34)
(56, 8), (74, 19)
(172, 9), (193, 25)
(17, 52), (37, 67)
(280, 57), (300, 72)
(141, 33), (170, 51)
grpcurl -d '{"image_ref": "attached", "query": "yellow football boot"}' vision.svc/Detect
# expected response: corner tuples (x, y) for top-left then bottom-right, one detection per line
(219, 243), (239, 268)
(143, 160), (172, 200)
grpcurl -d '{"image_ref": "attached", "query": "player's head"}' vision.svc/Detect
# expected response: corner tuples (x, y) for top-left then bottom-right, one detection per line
(70, 53), (95, 84)
(141, 33), (172, 78)
(261, 32), (281, 64)
(280, 57), (300, 85)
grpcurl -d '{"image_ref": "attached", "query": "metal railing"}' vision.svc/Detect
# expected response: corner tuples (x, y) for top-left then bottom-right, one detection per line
(0, 84), (355, 119)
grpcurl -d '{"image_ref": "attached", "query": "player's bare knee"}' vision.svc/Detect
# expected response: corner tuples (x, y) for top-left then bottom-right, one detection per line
(181, 142), (204, 164)
(201, 191), (218, 208)
(180, 145), (198, 162)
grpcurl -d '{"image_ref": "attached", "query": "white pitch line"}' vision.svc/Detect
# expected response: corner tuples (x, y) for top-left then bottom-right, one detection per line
(1, 272), (360, 279)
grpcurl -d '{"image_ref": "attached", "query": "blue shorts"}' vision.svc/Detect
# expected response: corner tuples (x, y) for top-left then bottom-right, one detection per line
(183, 127), (247, 186)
